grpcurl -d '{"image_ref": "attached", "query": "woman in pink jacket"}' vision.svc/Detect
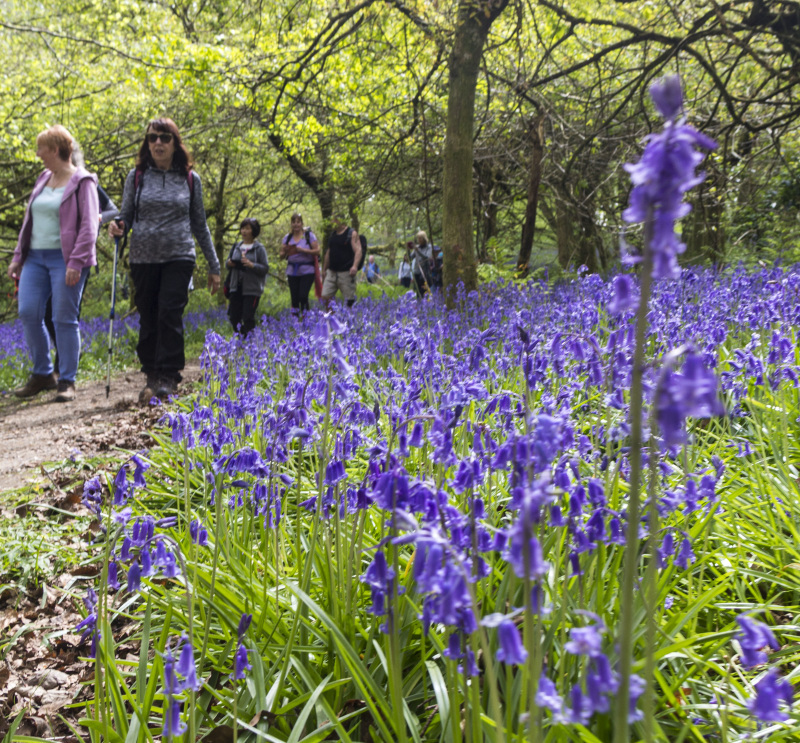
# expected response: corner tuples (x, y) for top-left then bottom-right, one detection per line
(8, 125), (98, 402)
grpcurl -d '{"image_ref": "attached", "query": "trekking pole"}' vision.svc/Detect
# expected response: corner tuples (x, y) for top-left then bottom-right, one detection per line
(105, 226), (121, 398)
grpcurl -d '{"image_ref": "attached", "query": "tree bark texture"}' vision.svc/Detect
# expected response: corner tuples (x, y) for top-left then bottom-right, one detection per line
(517, 115), (545, 276)
(442, 0), (510, 298)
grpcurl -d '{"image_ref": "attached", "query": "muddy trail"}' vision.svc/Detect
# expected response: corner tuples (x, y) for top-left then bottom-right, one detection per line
(0, 364), (201, 740)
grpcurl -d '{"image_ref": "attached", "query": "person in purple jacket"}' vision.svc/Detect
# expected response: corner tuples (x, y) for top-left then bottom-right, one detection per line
(279, 212), (320, 312)
(8, 125), (98, 402)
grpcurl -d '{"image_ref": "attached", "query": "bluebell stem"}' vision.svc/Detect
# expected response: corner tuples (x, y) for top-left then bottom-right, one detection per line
(616, 74), (716, 743)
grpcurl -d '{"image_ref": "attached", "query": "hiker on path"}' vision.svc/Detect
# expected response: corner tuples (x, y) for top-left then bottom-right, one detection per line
(44, 144), (118, 378)
(398, 249), (413, 289)
(8, 125), (99, 403)
(364, 255), (380, 284)
(280, 213), (320, 312)
(225, 217), (268, 336)
(109, 118), (221, 403)
(322, 214), (361, 308)
(411, 230), (433, 297)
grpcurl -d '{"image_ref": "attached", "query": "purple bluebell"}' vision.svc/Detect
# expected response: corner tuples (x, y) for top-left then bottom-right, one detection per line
(189, 519), (208, 546)
(82, 476), (102, 517)
(609, 274), (637, 315)
(565, 624), (603, 658)
(747, 669), (793, 723)
(75, 587), (100, 658)
(736, 615), (779, 668)
(495, 618), (528, 665)
(623, 75), (716, 279)
(232, 642), (252, 680)
(674, 536), (696, 569)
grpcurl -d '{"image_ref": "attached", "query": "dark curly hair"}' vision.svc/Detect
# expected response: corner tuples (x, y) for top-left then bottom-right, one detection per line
(135, 118), (193, 174)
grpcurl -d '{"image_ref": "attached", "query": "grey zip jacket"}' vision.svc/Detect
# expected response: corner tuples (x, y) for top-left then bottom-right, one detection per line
(227, 241), (269, 296)
(117, 165), (220, 274)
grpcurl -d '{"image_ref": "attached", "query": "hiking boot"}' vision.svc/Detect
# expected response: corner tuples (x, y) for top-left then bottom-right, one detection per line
(138, 375), (158, 405)
(14, 373), (57, 398)
(154, 377), (178, 400)
(54, 380), (75, 403)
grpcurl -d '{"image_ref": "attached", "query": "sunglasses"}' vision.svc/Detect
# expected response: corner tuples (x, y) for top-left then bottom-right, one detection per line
(147, 132), (174, 144)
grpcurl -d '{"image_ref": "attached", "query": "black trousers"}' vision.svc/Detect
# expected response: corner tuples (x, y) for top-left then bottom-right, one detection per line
(131, 261), (194, 381)
(288, 273), (315, 311)
(228, 291), (260, 336)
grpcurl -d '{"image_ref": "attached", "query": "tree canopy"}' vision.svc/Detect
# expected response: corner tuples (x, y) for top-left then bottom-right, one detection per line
(2, 0), (800, 303)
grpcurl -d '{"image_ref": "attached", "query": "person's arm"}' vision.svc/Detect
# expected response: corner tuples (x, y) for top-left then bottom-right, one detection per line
(108, 170), (135, 237)
(246, 243), (269, 277)
(97, 185), (118, 226)
(279, 235), (293, 259)
(323, 246), (330, 273)
(350, 230), (361, 276)
(295, 231), (320, 255)
(187, 172), (221, 277)
(66, 178), (100, 276)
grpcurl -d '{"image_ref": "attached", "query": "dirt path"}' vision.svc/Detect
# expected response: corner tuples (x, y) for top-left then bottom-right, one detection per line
(0, 364), (203, 740)
(0, 364), (201, 493)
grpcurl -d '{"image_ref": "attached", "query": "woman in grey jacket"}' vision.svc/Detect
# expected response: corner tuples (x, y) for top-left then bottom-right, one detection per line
(226, 217), (268, 336)
(109, 118), (220, 403)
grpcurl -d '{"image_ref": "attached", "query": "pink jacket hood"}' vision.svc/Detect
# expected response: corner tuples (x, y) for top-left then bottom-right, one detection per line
(14, 167), (100, 271)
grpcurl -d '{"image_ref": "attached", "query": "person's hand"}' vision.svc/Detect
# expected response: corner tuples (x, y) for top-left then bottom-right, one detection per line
(241, 257), (253, 269)
(349, 265), (357, 277)
(7, 261), (20, 280)
(208, 274), (221, 295)
(227, 259), (234, 268)
(109, 220), (124, 238)
(65, 268), (81, 287)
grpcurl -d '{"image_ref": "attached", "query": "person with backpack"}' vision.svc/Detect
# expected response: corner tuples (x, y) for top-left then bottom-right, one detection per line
(279, 212), (320, 312)
(322, 214), (362, 308)
(8, 125), (99, 402)
(363, 255), (381, 284)
(108, 118), (221, 403)
(225, 217), (268, 336)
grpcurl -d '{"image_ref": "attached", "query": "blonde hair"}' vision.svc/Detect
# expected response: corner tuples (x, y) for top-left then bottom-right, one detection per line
(36, 125), (74, 162)
(416, 230), (428, 247)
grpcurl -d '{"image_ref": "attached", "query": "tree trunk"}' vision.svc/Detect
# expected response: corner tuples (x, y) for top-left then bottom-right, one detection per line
(211, 155), (230, 271)
(442, 0), (510, 299)
(517, 115), (545, 276)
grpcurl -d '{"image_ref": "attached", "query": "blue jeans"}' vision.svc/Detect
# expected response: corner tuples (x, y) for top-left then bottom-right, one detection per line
(18, 250), (89, 383)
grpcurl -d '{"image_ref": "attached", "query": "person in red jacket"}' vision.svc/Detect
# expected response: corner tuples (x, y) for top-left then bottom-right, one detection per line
(8, 125), (98, 402)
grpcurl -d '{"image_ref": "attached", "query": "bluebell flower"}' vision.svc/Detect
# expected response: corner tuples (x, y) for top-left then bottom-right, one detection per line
(736, 615), (779, 668)
(747, 669), (793, 723)
(495, 618), (528, 665)
(565, 624), (603, 657)
(189, 519), (208, 546)
(131, 454), (150, 489)
(536, 674), (564, 718)
(628, 674), (646, 723)
(623, 75), (716, 279)
(609, 275), (637, 315)
(127, 561), (142, 592)
(237, 613), (252, 639)
(176, 638), (201, 691)
(674, 536), (696, 569)
(75, 587), (99, 658)
(232, 642), (252, 680)
(82, 476), (102, 517)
